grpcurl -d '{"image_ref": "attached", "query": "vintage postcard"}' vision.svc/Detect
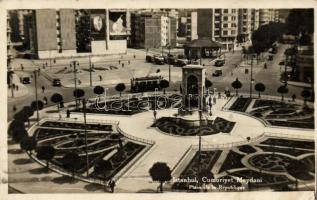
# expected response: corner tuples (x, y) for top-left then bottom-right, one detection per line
(1, 0), (316, 200)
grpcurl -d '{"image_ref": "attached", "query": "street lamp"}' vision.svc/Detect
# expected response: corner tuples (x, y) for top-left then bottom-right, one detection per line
(33, 69), (40, 123)
(250, 54), (254, 98)
(82, 98), (89, 177)
(71, 60), (79, 108)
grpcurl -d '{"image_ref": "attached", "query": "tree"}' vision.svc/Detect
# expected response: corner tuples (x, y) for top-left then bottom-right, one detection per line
(8, 119), (25, 136)
(205, 79), (213, 90)
(20, 136), (37, 154)
(31, 100), (44, 111)
(286, 9), (314, 35)
(277, 85), (289, 101)
(36, 145), (56, 172)
(159, 80), (169, 94)
(21, 106), (34, 127)
(94, 160), (113, 181)
(254, 83), (266, 98)
(115, 83), (126, 97)
(301, 89), (311, 106)
(50, 93), (63, 111)
(231, 78), (242, 96)
(149, 162), (172, 192)
(93, 85), (105, 96)
(12, 128), (28, 143)
(62, 152), (81, 179)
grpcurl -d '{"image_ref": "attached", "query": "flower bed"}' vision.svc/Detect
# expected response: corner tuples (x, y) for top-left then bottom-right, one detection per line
(260, 138), (314, 150)
(218, 150), (245, 173)
(229, 97), (252, 112)
(238, 145), (257, 154)
(41, 121), (113, 132)
(152, 117), (235, 136)
(256, 145), (313, 157)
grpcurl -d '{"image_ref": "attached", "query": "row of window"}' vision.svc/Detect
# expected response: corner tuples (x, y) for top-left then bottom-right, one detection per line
(214, 30), (236, 36)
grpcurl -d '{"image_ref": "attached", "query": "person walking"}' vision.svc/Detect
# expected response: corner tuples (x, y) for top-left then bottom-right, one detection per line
(13, 105), (17, 112)
(153, 110), (157, 120)
(292, 94), (296, 102)
(41, 86), (45, 93)
(108, 179), (116, 193)
(43, 96), (48, 105)
(66, 109), (70, 118)
(99, 75), (103, 81)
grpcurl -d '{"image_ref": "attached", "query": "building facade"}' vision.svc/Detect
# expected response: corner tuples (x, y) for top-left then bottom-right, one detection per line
(130, 12), (177, 49)
(26, 9), (129, 59)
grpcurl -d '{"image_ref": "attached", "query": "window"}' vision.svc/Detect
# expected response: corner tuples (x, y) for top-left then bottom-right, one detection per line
(223, 16), (228, 21)
(215, 16), (221, 21)
(223, 30), (228, 35)
(224, 9), (228, 13)
(223, 23), (228, 28)
(215, 30), (220, 35)
(215, 23), (220, 28)
(215, 9), (221, 13)
(231, 30), (236, 35)
(232, 9), (236, 13)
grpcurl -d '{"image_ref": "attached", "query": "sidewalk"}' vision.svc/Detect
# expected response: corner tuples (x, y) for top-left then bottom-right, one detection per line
(7, 73), (29, 100)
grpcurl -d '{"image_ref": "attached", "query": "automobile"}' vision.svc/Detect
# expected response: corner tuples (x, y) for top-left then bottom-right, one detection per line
(176, 59), (188, 67)
(22, 77), (31, 84)
(153, 55), (165, 65)
(146, 55), (153, 63)
(52, 78), (62, 87)
(212, 69), (223, 77)
(279, 60), (285, 65)
(214, 59), (225, 67)
(163, 54), (175, 64)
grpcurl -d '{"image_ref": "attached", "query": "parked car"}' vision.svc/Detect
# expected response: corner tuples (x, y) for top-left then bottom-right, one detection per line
(22, 77), (31, 84)
(52, 78), (62, 87)
(146, 55), (153, 63)
(153, 55), (165, 65)
(212, 69), (223, 77)
(214, 59), (225, 67)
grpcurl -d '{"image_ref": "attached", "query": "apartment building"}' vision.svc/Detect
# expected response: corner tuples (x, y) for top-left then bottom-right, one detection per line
(259, 9), (279, 26)
(130, 12), (177, 49)
(251, 9), (260, 32)
(197, 9), (238, 50)
(237, 9), (252, 43)
(25, 9), (129, 59)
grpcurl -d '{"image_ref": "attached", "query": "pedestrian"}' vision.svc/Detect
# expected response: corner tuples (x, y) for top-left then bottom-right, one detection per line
(119, 60), (121, 64)
(58, 112), (62, 119)
(134, 54), (136, 59)
(53, 59), (56, 64)
(99, 75), (103, 81)
(41, 86), (45, 93)
(264, 63), (267, 69)
(78, 79), (81, 85)
(12, 83), (15, 90)
(122, 63), (124, 68)
(15, 85), (19, 91)
(21, 64), (24, 71)
(213, 96), (216, 104)
(13, 105), (17, 112)
(43, 96), (48, 104)
(218, 92), (221, 99)
(292, 94), (296, 102)
(153, 110), (157, 120)
(66, 109), (70, 118)
(108, 179), (116, 193)
(43, 64), (45, 69)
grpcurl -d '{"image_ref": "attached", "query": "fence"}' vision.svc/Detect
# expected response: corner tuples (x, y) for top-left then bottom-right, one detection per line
(116, 125), (155, 145)
(42, 117), (119, 126)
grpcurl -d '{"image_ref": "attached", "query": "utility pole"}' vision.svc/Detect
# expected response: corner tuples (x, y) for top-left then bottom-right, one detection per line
(198, 109), (202, 189)
(34, 70), (39, 123)
(250, 54), (254, 98)
(82, 98), (89, 177)
(73, 61), (78, 109)
(89, 56), (92, 87)
(168, 45), (171, 83)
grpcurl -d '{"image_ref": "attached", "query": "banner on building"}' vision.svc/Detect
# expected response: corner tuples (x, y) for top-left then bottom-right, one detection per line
(109, 11), (127, 36)
(90, 10), (106, 41)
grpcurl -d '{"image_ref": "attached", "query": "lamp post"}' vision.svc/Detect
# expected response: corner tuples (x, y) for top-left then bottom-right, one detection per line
(89, 55), (92, 87)
(82, 98), (89, 177)
(250, 54), (254, 98)
(72, 60), (79, 108)
(34, 69), (40, 123)
(167, 44), (171, 83)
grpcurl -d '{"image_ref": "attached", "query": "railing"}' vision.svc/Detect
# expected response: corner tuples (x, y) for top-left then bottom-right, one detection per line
(42, 117), (119, 126)
(171, 145), (193, 173)
(116, 125), (155, 145)
(191, 133), (265, 150)
(264, 132), (314, 140)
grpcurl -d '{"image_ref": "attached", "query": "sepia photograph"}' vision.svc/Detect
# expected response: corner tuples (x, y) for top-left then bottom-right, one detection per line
(2, 1), (315, 199)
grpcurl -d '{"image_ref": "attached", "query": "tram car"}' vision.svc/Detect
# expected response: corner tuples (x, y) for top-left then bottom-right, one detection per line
(130, 76), (163, 92)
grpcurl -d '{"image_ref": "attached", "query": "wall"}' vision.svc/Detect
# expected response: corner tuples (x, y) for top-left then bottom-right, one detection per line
(59, 9), (76, 50)
(35, 9), (57, 51)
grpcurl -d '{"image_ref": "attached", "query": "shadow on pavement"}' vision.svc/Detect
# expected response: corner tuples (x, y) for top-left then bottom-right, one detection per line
(84, 183), (106, 192)
(13, 158), (34, 165)
(8, 149), (24, 154)
(29, 167), (49, 174)
(46, 110), (58, 113)
(51, 176), (79, 184)
(136, 188), (157, 193)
